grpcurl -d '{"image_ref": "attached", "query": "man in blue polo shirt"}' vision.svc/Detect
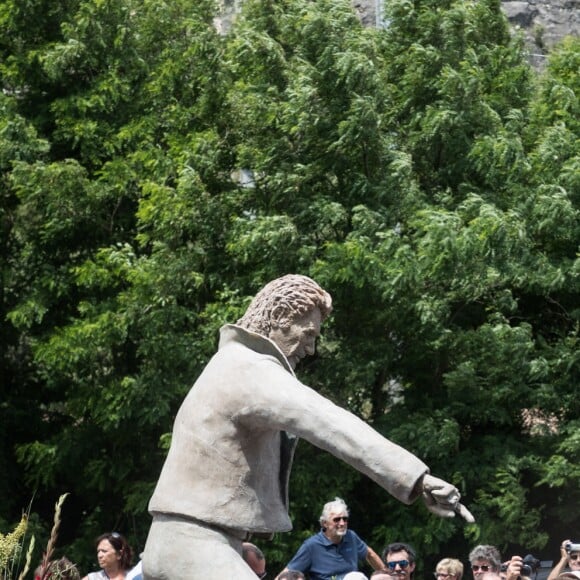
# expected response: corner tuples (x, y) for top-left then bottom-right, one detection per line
(277, 497), (383, 580)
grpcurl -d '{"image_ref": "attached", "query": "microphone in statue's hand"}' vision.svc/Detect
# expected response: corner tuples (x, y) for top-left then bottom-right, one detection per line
(421, 474), (475, 523)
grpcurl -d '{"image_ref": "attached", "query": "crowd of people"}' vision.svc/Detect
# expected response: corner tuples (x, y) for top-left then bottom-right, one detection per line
(246, 497), (578, 580)
(32, 505), (578, 580)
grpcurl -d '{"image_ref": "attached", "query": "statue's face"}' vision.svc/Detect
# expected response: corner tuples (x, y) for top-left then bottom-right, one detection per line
(268, 307), (322, 369)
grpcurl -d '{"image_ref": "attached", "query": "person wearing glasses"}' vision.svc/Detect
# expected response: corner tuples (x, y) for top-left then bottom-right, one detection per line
(144, 275), (474, 579)
(382, 542), (416, 580)
(82, 532), (133, 580)
(434, 558), (464, 580)
(243, 543), (267, 579)
(277, 497), (383, 580)
(548, 540), (580, 580)
(469, 545), (502, 578)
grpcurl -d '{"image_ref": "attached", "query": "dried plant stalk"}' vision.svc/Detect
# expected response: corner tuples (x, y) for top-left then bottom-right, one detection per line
(40, 493), (70, 580)
(17, 534), (35, 580)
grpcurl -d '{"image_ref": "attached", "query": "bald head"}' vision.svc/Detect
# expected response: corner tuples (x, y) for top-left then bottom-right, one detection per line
(242, 543), (266, 577)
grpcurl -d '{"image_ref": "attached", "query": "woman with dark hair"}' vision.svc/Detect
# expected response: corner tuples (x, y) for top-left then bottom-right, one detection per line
(82, 532), (133, 580)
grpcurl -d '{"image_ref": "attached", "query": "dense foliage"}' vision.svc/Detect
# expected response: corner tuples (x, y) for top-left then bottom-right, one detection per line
(1, 0), (578, 575)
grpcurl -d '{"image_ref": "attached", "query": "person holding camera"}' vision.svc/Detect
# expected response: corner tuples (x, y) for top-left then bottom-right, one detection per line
(547, 540), (580, 580)
(501, 555), (541, 580)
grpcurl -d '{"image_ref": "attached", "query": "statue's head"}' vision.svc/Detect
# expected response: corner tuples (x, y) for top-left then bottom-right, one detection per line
(237, 274), (332, 368)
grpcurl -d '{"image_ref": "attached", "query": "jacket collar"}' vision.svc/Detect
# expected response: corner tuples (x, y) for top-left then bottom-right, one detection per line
(219, 324), (295, 375)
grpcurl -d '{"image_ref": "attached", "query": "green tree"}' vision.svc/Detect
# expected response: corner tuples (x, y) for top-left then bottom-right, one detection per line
(523, 35), (580, 537)
(0, 93), (50, 522)
(382, 0), (533, 197)
(1, 0), (578, 574)
(1, 0), (230, 569)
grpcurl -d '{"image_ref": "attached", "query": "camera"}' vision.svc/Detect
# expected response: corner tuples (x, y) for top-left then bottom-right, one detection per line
(501, 555), (541, 578)
(566, 542), (580, 554)
(521, 554), (541, 578)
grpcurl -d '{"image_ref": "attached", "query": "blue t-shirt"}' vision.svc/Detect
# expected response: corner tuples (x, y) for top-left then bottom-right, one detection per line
(286, 530), (368, 580)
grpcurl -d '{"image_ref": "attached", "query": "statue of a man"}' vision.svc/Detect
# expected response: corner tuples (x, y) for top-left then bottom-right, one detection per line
(143, 275), (473, 579)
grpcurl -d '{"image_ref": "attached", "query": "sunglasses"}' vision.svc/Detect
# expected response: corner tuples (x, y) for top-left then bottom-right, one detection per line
(472, 565), (491, 572)
(332, 516), (349, 523)
(387, 560), (410, 570)
(434, 574), (454, 578)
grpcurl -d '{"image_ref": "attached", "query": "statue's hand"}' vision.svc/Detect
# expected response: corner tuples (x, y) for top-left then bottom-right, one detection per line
(421, 474), (475, 523)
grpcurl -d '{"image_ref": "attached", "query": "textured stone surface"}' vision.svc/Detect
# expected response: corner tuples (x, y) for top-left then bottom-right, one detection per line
(217, 0), (579, 66)
(502, 0), (579, 67)
(359, 0), (579, 58)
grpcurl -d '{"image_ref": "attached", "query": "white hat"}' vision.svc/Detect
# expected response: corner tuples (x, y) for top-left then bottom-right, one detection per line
(343, 573), (368, 580)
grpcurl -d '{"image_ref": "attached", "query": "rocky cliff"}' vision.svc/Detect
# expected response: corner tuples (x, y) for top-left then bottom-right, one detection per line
(218, 0), (579, 66)
(357, 0), (579, 66)
(501, 0), (579, 65)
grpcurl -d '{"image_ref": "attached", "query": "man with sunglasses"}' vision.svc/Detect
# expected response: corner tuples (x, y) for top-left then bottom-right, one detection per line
(278, 498), (383, 580)
(382, 542), (416, 580)
(469, 545), (502, 578)
(547, 540), (580, 580)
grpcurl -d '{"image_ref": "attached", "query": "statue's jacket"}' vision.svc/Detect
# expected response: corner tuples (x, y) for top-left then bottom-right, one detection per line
(148, 325), (429, 536)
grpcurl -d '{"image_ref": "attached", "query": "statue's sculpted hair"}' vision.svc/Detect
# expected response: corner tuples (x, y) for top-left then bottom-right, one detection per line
(237, 274), (332, 336)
